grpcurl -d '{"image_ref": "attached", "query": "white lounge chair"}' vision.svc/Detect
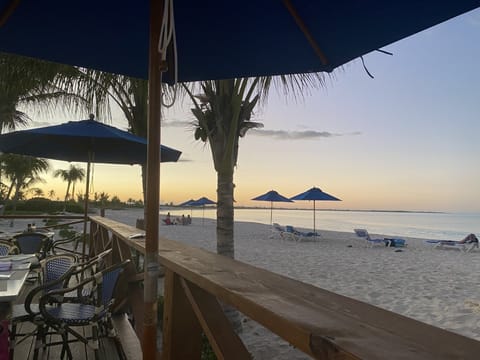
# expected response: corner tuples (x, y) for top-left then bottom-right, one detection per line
(284, 225), (319, 242)
(354, 229), (388, 248)
(426, 234), (479, 253)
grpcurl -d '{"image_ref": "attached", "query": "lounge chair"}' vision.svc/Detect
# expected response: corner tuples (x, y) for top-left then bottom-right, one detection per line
(426, 234), (479, 252)
(270, 223), (286, 238)
(354, 229), (389, 248)
(284, 225), (319, 242)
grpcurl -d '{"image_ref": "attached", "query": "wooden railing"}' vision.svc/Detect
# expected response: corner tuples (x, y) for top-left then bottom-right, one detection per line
(89, 216), (480, 359)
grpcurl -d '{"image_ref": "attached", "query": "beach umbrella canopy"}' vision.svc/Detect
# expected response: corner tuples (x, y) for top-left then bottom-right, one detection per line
(190, 197), (216, 224)
(252, 190), (293, 225)
(0, 1), (478, 84)
(179, 199), (196, 207)
(290, 187), (341, 234)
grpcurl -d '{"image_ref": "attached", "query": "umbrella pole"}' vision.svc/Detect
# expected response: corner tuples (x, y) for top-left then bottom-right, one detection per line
(144, 0), (163, 356)
(270, 201), (273, 225)
(313, 200), (316, 235)
(203, 205), (205, 225)
(81, 156), (91, 260)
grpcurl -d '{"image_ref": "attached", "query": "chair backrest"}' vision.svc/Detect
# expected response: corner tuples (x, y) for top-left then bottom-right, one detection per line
(13, 232), (49, 255)
(354, 229), (371, 240)
(272, 223), (284, 231)
(0, 240), (17, 256)
(41, 254), (77, 289)
(96, 260), (130, 308)
(286, 225), (295, 233)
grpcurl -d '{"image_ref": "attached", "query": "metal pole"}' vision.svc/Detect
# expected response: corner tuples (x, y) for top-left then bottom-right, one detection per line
(313, 200), (316, 235)
(144, 0), (164, 357)
(81, 153), (91, 259)
(270, 201), (273, 225)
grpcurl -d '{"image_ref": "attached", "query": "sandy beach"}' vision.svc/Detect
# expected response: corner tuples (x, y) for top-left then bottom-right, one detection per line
(2, 209), (479, 359)
(98, 208), (480, 359)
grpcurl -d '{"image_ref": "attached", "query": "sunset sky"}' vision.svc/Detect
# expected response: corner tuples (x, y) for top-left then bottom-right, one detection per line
(21, 8), (480, 213)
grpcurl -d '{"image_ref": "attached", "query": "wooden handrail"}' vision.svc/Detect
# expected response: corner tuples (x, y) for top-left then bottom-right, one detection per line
(89, 216), (480, 359)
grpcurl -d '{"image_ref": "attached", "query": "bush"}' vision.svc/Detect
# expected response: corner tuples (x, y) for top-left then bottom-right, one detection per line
(4, 198), (84, 214)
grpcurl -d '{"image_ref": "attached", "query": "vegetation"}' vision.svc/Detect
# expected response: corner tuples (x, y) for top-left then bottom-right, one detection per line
(0, 154), (50, 213)
(53, 164), (86, 204)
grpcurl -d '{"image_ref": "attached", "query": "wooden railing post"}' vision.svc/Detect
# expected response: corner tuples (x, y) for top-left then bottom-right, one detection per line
(162, 269), (202, 359)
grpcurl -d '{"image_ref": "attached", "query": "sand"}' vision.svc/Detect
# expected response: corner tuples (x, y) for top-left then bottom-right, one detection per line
(3, 209), (479, 359)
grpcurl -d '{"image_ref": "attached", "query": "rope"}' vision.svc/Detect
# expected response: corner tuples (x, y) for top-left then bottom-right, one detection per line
(158, 0), (178, 108)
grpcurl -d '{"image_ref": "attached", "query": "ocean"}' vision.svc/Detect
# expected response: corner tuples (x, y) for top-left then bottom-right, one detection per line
(167, 208), (480, 241)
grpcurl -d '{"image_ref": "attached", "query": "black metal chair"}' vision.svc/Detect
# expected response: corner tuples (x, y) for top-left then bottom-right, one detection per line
(9, 253), (78, 359)
(38, 259), (130, 359)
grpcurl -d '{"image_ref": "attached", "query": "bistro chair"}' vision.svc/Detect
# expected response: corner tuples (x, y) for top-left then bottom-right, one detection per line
(9, 253), (78, 359)
(0, 240), (18, 255)
(38, 259), (130, 359)
(12, 232), (51, 259)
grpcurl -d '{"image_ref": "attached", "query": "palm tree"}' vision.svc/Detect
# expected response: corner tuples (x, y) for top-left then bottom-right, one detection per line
(54, 165), (85, 204)
(0, 154), (49, 211)
(0, 53), (92, 202)
(48, 189), (56, 199)
(185, 76), (326, 259)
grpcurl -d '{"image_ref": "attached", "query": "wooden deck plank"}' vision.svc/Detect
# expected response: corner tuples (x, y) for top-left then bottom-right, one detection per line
(90, 216), (480, 359)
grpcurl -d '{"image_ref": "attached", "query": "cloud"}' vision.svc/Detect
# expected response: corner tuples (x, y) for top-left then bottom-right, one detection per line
(250, 129), (361, 140)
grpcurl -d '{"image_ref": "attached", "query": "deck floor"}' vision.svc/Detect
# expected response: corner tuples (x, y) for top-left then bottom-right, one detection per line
(10, 281), (123, 360)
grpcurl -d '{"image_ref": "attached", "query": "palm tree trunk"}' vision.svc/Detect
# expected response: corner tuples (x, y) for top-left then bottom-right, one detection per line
(216, 169), (242, 332)
(216, 170), (234, 258)
(64, 180), (71, 202)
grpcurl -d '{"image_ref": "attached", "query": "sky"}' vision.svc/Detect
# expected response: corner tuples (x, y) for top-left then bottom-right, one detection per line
(19, 8), (480, 213)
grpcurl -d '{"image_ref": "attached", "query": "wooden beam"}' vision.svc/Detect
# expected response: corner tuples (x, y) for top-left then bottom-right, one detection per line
(283, 0), (329, 65)
(162, 270), (202, 359)
(181, 278), (251, 360)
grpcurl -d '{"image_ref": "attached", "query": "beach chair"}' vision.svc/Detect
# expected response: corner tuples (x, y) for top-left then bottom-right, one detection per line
(354, 229), (388, 248)
(271, 223), (286, 238)
(426, 234), (479, 252)
(285, 225), (319, 242)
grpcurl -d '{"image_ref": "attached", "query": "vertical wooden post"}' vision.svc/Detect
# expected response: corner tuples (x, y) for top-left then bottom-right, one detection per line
(162, 270), (202, 359)
(144, 0), (164, 358)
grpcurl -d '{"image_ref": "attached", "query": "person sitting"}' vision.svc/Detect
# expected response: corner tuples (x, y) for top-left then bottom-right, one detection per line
(459, 233), (479, 244)
(163, 212), (173, 225)
(181, 214), (186, 225)
(186, 215), (192, 225)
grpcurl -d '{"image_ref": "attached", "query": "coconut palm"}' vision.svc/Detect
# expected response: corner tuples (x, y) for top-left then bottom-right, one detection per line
(54, 165), (85, 204)
(0, 154), (49, 212)
(185, 75), (326, 259)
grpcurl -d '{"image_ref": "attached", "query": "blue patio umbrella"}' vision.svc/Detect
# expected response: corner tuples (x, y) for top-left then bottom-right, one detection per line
(252, 190), (293, 225)
(190, 197), (216, 225)
(290, 187), (341, 235)
(178, 199), (196, 216)
(0, 117), (182, 254)
(0, 1), (477, 84)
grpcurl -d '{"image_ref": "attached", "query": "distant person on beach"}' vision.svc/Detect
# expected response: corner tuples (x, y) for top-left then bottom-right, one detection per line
(181, 214), (186, 225)
(459, 233), (478, 244)
(164, 212), (173, 225)
(187, 215), (192, 225)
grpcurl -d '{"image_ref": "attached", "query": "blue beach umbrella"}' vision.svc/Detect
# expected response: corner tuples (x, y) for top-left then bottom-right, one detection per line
(290, 187), (341, 235)
(190, 197), (216, 224)
(252, 190), (293, 225)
